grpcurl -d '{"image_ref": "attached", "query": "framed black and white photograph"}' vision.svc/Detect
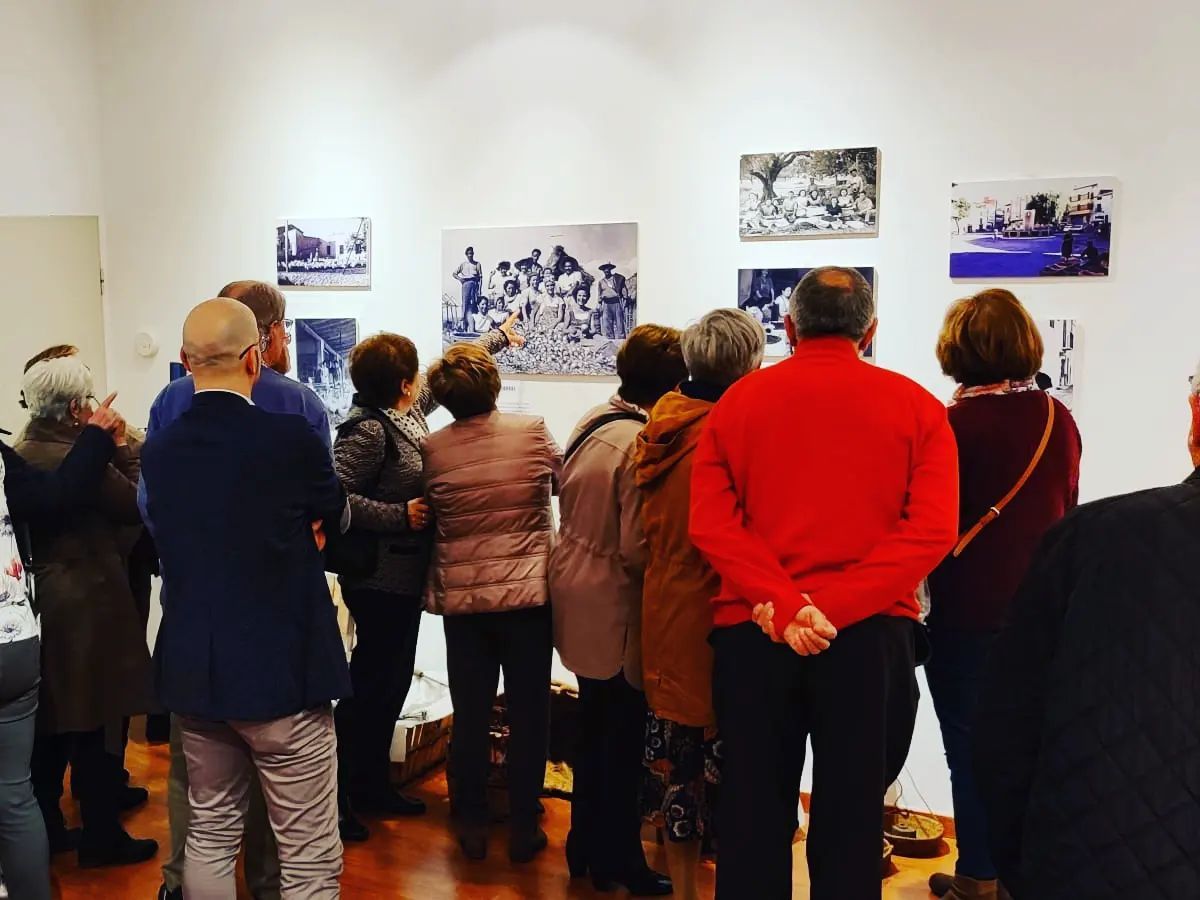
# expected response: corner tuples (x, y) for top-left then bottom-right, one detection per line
(1036, 319), (1078, 409)
(442, 222), (638, 377)
(295, 318), (359, 431)
(739, 148), (879, 239)
(737, 267), (876, 359)
(277, 217), (371, 289)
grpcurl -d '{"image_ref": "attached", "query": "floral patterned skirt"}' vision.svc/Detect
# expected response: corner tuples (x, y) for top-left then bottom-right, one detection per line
(641, 711), (721, 842)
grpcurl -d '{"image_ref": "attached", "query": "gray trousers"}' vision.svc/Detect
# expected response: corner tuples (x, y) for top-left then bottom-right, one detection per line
(179, 707), (342, 900)
(600, 300), (626, 339)
(0, 638), (50, 900)
(164, 714), (281, 897)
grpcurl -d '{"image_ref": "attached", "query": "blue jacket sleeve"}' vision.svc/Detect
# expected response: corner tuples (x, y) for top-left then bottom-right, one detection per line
(307, 397), (333, 455)
(138, 389), (164, 534)
(298, 423), (346, 528)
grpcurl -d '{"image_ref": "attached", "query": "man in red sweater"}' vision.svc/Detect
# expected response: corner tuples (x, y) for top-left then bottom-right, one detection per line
(690, 267), (959, 900)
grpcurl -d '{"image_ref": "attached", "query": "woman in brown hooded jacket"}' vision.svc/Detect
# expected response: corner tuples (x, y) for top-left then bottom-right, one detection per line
(634, 309), (764, 900)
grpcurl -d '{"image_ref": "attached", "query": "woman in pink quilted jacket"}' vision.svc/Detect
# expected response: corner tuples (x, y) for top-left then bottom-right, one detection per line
(421, 343), (563, 865)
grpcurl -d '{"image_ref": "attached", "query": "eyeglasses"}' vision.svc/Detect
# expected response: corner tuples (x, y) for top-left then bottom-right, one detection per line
(239, 343), (258, 360)
(260, 319), (294, 351)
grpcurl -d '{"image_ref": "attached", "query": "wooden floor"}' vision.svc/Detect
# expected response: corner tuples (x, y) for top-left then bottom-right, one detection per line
(52, 739), (955, 898)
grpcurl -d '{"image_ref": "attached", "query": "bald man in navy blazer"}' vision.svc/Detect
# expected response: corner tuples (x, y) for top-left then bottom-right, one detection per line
(142, 298), (349, 900)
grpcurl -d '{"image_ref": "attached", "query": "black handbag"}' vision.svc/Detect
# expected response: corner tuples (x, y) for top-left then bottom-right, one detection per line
(323, 525), (378, 579)
(323, 409), (400, 579)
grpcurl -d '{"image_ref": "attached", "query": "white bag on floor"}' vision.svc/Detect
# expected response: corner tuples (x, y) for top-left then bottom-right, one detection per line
(389, 670), (452, 763)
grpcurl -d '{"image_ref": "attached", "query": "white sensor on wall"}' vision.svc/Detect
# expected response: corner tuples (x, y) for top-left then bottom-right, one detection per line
(134, 331), (159, 359)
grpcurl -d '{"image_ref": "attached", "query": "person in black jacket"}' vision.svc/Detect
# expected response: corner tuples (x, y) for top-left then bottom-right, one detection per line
(974, 370), (1200, 899)
(141, 299), (350, 899)
(0, 400), (124, 900)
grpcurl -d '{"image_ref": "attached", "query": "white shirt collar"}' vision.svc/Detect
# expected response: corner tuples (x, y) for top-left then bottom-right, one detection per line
(195, 388), (254, 406)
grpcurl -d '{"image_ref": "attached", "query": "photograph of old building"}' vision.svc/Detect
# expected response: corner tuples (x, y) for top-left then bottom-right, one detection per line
(277, 217), (371, 288)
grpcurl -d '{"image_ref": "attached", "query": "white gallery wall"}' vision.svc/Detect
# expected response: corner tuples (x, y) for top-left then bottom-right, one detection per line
(0, 0), (102, 215)
(6, 0), (1200, 813)
(0, 0), (108, 397)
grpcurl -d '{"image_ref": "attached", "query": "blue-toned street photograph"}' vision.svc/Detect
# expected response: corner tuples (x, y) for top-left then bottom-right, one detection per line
(950, 177), (1115, 278)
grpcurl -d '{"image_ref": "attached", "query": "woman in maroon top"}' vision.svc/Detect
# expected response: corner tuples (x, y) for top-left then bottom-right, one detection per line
(926, 290), (1081, 900)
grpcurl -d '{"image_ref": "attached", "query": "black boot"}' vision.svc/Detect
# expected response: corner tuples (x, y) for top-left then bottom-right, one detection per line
(458, 824), (488, 862)
(78, 829), (159, 869)
(509, 825), (548, 864)
(118, 785), (150, 813)
(352, 786), (426, 817)
(338, 791), (369, 843)
(593, 867), (674, 897)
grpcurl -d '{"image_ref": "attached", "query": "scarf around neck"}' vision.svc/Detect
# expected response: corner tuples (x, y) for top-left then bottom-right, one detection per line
(384, 407), (429, 447)
(953, 378), (1040, 404)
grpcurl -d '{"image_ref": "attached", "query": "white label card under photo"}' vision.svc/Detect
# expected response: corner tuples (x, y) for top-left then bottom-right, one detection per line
(497, 381), (531, 414)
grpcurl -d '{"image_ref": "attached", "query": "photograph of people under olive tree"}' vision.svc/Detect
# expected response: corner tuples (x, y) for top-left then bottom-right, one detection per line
(739, 148), (879, 238)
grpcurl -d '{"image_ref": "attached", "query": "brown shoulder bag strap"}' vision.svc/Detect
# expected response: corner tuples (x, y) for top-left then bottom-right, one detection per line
(952, 393), (1056, 559)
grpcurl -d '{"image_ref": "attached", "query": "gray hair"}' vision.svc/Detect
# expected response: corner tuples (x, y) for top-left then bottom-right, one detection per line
(682, 308), (766, 386)
(1193, 359), (1200, 396)
(21, 356), (94, 422)
(788, 266), (875, 341)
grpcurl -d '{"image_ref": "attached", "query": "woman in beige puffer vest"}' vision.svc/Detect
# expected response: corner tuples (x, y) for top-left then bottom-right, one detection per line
(421, 343), (562, 866)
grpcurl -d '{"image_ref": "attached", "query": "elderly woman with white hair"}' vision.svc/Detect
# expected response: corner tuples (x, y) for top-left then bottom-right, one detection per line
(0, 360), (125, 899)
(14, 353), (157, 870)
(633, 309), (764, 900)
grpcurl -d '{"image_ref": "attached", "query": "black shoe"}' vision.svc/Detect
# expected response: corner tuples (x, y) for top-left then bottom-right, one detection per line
(47, 826), (81, 854)
(339, 809), (370, 843)
(929, 873), (954, 897)
(459, 831), (488, 861)
(509, 826), (548, 864)
(119, 785), (150, 812)
(157, 885), (183, 900)
(78, 832), (159, 869)
(593, 868), (674, 897)
(352, 789), (426, 817)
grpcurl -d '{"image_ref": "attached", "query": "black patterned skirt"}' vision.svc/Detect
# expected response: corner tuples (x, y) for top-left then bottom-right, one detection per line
(641, 711), (722, 842)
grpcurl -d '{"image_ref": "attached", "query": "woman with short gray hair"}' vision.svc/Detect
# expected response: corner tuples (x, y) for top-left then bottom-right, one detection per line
(633, 308), (764, 900)
(20, 354), (95, 423)
(681, 307), (768, 387)
(15, 354), (157, 869)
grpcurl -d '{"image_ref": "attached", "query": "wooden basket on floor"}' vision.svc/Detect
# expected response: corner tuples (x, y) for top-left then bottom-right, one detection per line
(394, 715), (453, 787)
(883, 807), (944, 858)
